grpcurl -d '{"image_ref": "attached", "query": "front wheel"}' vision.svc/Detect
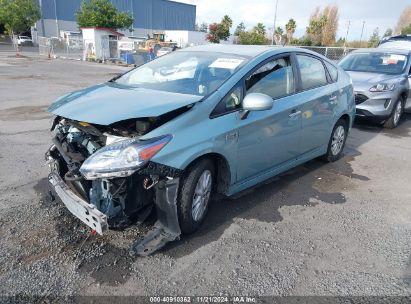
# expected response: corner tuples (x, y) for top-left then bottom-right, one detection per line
(177, 159), (214, 234)
(323, 119), (348, 162)
(384, 98), (403, 129)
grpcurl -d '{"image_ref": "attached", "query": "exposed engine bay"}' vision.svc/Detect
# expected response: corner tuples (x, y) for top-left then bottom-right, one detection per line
(46, 114), (185, 256)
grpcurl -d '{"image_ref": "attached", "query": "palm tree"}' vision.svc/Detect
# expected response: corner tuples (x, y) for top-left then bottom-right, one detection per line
(285, 19), (297, 44)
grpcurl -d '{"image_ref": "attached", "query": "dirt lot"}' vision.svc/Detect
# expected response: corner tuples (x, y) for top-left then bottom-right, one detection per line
(0, 51), (411, 300)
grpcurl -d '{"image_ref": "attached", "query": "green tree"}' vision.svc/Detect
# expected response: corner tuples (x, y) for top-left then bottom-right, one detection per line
(395, 5), (411, 34)
(196, 22), (208, 33)
(368, 27), (380, 48)
(254, 23), (266, 36)
(306, 11), (327, 46)
(383, 28), (393, 37)
(0, 0), (40, 36)
(234, 22), (246, 36)
(199, 22), (208, 33)
(285, 19), (297, 44)
(274, 26), (284, 45)
(76, 0), (133, 30)
(305, 5), (338, 46)
(401, 24), (411, 35)
(218, 15), (232, 40)
(206, 15), (232, 43)
(238, 23), (267, 45)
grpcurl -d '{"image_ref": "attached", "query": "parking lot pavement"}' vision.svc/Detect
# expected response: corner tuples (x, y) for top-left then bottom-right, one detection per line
(0, 54), (411, 298)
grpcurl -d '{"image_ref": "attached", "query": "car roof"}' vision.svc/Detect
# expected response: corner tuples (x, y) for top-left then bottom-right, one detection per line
(181, 44), (314, 58)
(350, 48), (411, 55)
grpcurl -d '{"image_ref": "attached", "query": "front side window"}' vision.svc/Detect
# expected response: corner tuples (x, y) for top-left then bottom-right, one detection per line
(297, 55), (328, 90)
(115, 51), (248, 96)
(246, 56), (295, 99)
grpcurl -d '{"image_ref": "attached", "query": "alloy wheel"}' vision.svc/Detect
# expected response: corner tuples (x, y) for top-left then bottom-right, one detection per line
(191, 170), (212, 222)
(393, 101), (403, 126)
(331, 125), (345, 156)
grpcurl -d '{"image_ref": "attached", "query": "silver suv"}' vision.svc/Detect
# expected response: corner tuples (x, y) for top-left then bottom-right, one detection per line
(339, 49), (411, 128)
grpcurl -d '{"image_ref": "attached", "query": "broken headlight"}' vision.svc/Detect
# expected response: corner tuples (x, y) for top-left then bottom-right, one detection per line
(80, 135), (172, 180)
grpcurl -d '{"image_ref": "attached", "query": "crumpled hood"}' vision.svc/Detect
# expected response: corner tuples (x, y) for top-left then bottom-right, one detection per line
(48, 82), (202, 125)
(347, 71), (402, 92)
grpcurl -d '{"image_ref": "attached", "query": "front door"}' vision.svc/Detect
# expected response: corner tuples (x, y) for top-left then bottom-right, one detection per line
(236, 55), (302, 183)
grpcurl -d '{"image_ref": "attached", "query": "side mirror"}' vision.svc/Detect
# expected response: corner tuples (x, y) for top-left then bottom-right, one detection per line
(242, 93), (274, 111)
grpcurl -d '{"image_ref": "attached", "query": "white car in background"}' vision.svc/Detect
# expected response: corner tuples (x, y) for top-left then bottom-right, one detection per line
(17, 36), (33, 46)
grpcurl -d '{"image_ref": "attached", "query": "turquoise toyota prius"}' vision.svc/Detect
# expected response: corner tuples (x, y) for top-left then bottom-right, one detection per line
(46, 45), (355, 255)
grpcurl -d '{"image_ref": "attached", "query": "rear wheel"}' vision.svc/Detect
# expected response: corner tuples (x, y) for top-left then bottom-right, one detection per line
(323, 119), (348, 162)
(384, 97), (403, 129)
(177, 159), (214, 234)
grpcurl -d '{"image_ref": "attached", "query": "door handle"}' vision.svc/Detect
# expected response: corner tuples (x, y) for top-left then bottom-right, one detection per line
(288, 110), (301, 118)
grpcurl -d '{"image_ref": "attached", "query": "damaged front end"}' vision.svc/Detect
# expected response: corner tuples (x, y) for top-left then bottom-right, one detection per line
(46, 116), (183, 256)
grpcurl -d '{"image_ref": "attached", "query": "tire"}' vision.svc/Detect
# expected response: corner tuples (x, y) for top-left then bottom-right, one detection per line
(177, 158), (215, 234)
(384, 97), (403, 129)
(323, 118), (348, 162)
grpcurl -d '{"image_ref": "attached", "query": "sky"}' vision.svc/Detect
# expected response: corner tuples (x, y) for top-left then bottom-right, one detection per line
(178, 0), (409, 41)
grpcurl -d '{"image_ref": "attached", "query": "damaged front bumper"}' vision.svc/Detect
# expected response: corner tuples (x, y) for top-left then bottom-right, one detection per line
(46, 144), (182, 256)
(48, 171), (109, 235)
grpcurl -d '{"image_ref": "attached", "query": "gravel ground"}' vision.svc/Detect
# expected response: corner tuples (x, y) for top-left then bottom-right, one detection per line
(0, 50), (411, 301)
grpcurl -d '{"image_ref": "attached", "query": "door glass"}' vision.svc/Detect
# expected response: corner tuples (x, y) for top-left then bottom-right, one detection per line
(297, 55), (328, 90)
(246, 56), (295, 99)
(210, 82), (244, 117)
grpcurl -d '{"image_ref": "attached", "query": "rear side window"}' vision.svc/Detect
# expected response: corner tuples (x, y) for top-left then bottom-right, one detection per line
(324, 61), (338, 82)
(297, 55), (328, 90)
(246, 56), (295, 99)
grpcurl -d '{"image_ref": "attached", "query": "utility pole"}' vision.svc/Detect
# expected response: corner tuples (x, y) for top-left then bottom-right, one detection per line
(359, 21), (365, 48)
(343, 20), (350, 48)
(271, 0), (279, 45)
(53, 0), (59, 38)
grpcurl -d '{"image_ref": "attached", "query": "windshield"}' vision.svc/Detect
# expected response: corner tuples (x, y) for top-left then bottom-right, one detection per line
(115, 51), (248, 96)
(339, 52), (408, 75)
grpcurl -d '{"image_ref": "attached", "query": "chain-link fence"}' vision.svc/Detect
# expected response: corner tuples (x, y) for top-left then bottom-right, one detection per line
(296, 46), (358, 61)
(38, 36), (357, 63)
(38, 36), (84, 60)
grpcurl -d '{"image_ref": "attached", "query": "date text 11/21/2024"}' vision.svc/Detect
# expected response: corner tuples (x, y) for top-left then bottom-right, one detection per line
(149, 296), (257, 303)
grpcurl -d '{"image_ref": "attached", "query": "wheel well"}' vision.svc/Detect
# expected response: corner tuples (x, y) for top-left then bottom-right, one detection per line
(184, 153), (231, 195)
(339, 114), (350, 128)
(400, 91), (408, 104)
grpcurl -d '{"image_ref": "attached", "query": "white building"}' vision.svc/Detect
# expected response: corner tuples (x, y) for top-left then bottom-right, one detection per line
(82, 28), (123, 60)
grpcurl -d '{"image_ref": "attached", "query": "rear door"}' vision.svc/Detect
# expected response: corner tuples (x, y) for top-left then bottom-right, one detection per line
(295, 54), (338, 155)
